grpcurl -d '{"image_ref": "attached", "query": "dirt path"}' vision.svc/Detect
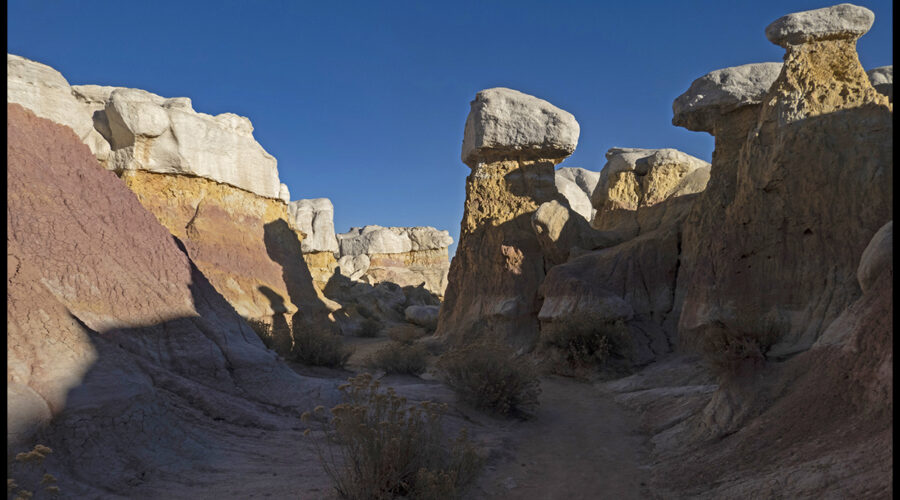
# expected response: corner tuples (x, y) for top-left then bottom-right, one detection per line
(471, 375), (649, 499)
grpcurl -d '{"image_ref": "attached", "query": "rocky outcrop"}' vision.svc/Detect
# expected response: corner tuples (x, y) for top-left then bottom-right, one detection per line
(335, 225), (453, 296)
(119, 170), (338, 351)
(531, 199), (622, 267)
(437, 87), (576, 349)
(99, 87), (283, 199)
(555, 167), (601, 221)
(289, 198), (340, 254)
(867, 65), (892, 101)
(590, 147), (710, 238)
(7, 103), (336, 495)
(537, 149), (708, 369)
(7, 54), (345, 357)
(7, 55), (111, 164)
(677, 2), (892, 361)
(288, 198), (340, 287)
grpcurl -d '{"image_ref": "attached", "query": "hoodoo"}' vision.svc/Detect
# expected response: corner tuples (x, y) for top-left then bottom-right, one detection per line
(437, 87), (578, 348)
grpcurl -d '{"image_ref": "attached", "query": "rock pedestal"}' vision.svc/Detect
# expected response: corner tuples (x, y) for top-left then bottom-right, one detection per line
(677, 2), (892, 361)
(437, 87), (578, 348)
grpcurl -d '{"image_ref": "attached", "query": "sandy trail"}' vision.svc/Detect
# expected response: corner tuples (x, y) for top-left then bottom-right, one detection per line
(471, 375), (649, 499)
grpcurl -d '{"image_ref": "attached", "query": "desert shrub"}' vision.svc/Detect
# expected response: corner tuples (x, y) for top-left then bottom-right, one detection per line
(701, 331), (767, 376)
(386, 323), (427, 344)
(291, 328), (352, 368)
(358, 318), (382, 338)
(303, 374), (482, 500)
(438, 340), (541, 419)
(8, 444), (60, 499)
(366, 342), (428, 376)
(539, 318), (630, 378)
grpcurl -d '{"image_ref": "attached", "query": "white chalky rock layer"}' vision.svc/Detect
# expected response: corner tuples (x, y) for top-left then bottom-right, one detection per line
(555, 167), (601, 221)
(672, 62), (783, 133)
(461, 87), (579, 167)
(288, 198), (340, 254)
(765, 3), (875, 47)
(337, 225), (453, 256)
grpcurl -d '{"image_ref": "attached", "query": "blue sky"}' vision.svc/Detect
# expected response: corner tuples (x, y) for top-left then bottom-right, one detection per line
(9, 1), (892, 257)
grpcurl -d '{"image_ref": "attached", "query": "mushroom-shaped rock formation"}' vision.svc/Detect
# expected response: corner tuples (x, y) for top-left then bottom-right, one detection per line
(677, 2), (892, 366)
(765, 3), (875, 47)
(590, 147), (711, 239)
(555, 166), (601, 221)
(672, 62), (783, 134)
(438, 88), (576, 349)
(867, 65), (892, 102)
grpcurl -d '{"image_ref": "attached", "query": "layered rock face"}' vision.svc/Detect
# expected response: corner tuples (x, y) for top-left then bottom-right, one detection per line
(7, 103), (335, 495)
(677, 2), (892, 360)
(537, 147), (710, 367)
(288, 198), (340, 287)
(7, 55), (111, 164)
(335, 225), (453, 296)
(590, 147), (711, 238)
(437, 87), (576, 348)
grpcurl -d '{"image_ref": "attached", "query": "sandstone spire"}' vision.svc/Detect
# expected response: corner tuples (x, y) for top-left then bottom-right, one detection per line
(437, 87), (577, 348)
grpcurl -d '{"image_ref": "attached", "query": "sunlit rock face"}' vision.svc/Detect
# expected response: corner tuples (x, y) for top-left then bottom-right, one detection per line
(676, 2), (892, 362)
(437, 87), (577, 349)
(7, 103), (335, 496)
(335, 225), (453, 296)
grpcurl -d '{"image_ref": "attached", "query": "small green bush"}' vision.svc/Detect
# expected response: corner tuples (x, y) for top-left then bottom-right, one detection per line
(304, 374), (482, 500)
(291, 328), (352, 368)
(366, 342), (428, 376)
(438, 340), (541, 419)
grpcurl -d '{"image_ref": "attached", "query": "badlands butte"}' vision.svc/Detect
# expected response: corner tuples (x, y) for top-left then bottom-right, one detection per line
(6, 3), (893, 499)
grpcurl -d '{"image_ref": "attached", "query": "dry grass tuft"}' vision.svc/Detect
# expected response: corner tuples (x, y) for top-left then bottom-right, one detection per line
(438, 340), (541, 419)
(304, 374), (482, 499)
(366, 342), (429, 376)
(291, 327), (352, 368)
(386, 323), (427, 344)
(539, 318), (630, 379)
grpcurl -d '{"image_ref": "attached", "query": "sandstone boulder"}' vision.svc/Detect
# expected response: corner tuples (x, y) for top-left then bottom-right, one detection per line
(672, 62), (783, 133)
(867, 65), (892, 101)
(404, 305), (441, 330)
(765, 3), (874, 47)
(555, 167), (601, 221)
(288, 198), (340, 254)
(461, 87), (579, 167)
(336, 254), (371, 281)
